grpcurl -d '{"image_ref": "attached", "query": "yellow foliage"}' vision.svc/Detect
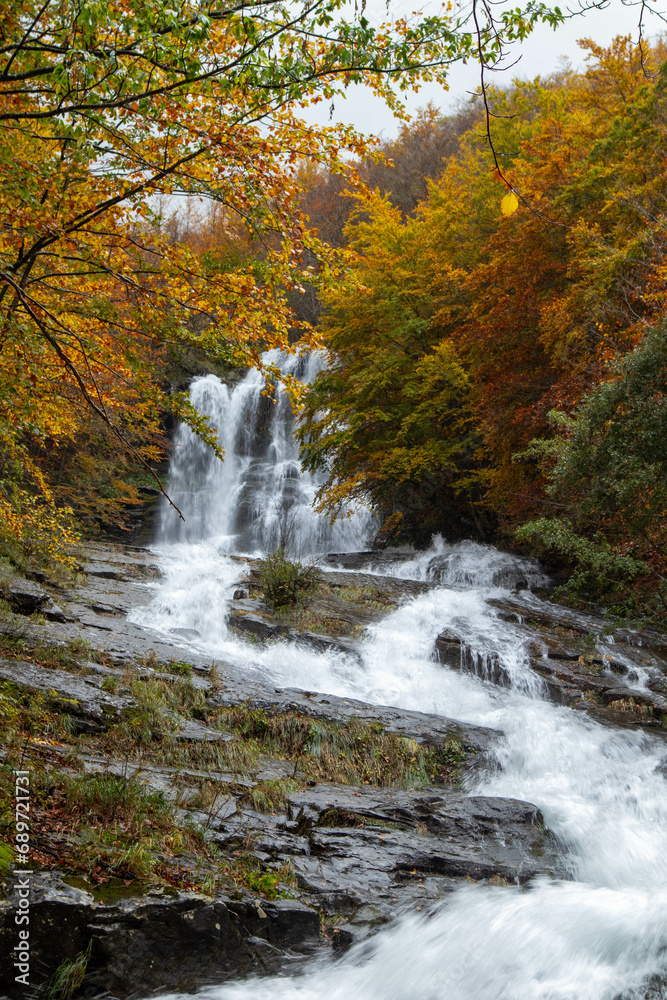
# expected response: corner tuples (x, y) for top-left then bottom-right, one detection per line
(500, 192), (519, 217)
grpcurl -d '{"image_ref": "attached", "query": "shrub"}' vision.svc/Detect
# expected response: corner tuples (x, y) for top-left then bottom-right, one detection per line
(258, 547), (317, 607)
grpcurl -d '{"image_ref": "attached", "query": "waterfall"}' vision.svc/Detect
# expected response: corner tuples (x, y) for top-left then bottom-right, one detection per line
(159, 350), (375, 556)
(131, 353), (667, 1000)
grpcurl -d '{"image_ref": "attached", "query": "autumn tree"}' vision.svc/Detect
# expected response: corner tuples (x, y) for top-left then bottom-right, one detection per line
(0, 0), (567, 558)
(298, 191), (488, 545)
(298, 100), (484, 254)
(454, 38), (666, 521)
(298, 37), (667, 584)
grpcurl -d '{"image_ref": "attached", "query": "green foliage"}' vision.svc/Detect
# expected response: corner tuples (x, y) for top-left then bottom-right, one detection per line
(99, 670), (205, 749)
(225, 854), (297, 899)
(516, 321), (667, 621)
(0, 684), (20, 730)
(259, 548), (317, 607)
(548, 325), (667, 533)
(169, 661), (194, 678)
(516, 518), (646, 599)
(0, 678), (74, 749)
(119, 681), (178, 747)
(44, 942), (92, 1000)
(244, 869), (293, 899)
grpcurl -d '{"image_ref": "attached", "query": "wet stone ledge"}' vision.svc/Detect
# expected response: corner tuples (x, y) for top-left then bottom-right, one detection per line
(0, 874), (320, 999)
(431, 592), (667, 733)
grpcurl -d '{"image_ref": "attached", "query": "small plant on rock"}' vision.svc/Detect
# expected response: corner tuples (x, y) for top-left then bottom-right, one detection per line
(258, 547), (317, 607)
(44, 942), (92, 1000)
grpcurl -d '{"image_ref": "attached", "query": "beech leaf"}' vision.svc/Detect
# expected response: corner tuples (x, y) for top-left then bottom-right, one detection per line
(501, 191), (519, 216)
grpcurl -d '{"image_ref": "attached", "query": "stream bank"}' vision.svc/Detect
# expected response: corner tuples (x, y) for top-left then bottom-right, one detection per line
(1, 540), (666, 998)
(2, 356), (667, 1000)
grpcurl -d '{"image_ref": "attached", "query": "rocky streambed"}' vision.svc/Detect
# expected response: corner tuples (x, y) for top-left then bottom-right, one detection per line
(1, 541), (666, 998)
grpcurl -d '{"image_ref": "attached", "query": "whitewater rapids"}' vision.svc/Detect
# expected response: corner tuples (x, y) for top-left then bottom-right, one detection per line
(130, 357), (667, 1000)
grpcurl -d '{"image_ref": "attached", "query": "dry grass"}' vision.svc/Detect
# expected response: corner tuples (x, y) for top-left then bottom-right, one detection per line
(213, 706), (467, 789)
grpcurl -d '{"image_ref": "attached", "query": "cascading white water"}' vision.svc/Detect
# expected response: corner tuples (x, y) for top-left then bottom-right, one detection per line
(160, 350), (375, 555)
(329, 535), (551, 591)
(133, 359), (667, 1000)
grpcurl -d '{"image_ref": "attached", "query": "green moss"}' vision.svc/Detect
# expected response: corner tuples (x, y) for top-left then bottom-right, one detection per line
(223, 852), (297, 898)
(169, 660), (194, 677)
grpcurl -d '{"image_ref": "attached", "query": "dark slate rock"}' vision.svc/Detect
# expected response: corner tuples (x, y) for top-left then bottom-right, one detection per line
(434, 632), (511, 687)
(5, 580), (70, 621)
(428, 592), (667, 729)
(598, 688), (664, 716)
(433, 629), (463, 668)
(0, 873), (319, 999)
(287, 784), (560, 876)
(5, 579), (50, 614)
(276, 784), (564, 918)
(0, 658), (130, 722)
(227, 604), (292, 640)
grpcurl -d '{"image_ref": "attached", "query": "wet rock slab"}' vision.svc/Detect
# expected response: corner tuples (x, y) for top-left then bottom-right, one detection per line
(203, 780), (563, 948)
(0, 873), (320, 999)
(4, 578), (70, 622)
(0, 542), (220, 672)
(432, 592), (667, 732)
(285, 784), (563, 896)
(0, 657), (130, 724)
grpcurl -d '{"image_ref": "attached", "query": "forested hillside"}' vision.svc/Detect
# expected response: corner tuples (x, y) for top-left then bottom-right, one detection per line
(6, 0), (541, 565)
(299, 37), (667, 623)
(0, 2), (664, 626)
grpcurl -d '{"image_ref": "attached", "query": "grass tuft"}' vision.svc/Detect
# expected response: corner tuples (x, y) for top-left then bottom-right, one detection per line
(43, 942), (92, 999)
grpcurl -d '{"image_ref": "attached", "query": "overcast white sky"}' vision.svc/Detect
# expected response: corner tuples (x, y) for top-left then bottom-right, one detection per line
(301, 0), (666, 138)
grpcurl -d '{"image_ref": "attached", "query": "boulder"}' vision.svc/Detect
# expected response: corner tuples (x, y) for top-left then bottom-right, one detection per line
(5, 580), (69, 622)
(0, 873), (319, 999)
(433, 629), (463, 669)
(276, 784), (563, 919)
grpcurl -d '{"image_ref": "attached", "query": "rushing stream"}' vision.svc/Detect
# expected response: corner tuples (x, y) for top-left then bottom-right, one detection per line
(132, 356), (667, 1000)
